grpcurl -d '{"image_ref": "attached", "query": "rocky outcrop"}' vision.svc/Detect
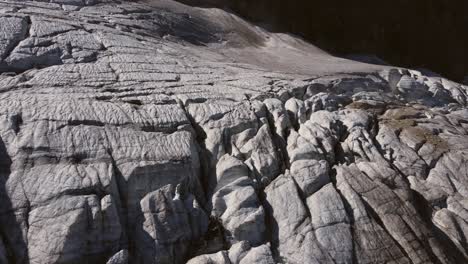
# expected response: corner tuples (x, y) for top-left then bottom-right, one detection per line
(0, 0), (467, 263)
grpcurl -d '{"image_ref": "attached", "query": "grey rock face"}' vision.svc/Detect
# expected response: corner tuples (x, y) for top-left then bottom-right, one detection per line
(211, 155), (266, 246)
(27, 194), (121, 263)
(0, 0), (467, 263)
(135, 185), (208, 263)
(187, 241), (275, 264)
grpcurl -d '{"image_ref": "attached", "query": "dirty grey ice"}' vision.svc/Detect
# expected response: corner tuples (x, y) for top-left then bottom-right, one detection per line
(0, 0), (467, 263)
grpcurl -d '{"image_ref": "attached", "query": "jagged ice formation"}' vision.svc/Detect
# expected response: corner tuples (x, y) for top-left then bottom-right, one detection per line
(0, 1), (468, 263)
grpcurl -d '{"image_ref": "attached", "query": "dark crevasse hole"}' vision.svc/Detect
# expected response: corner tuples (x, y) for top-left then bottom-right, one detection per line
(0, 137), (28, 263)
(126, 100), (143, 106)
(188, 216), (228, 259)
(0, 137), (11, 178)
(11, 114), (22, 135)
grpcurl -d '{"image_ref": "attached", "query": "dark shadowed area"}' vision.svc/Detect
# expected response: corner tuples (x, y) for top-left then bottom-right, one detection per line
(178, 0), (468, 81)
